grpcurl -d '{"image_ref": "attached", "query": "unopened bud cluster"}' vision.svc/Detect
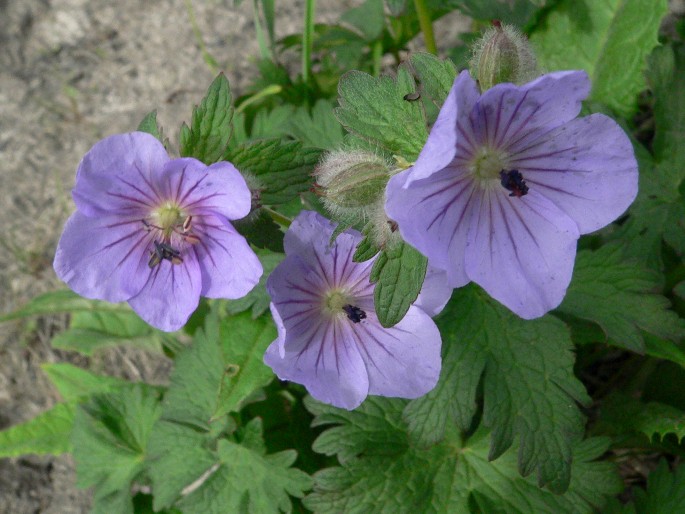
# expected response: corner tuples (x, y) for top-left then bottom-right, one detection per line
(470, 21), (538, 91)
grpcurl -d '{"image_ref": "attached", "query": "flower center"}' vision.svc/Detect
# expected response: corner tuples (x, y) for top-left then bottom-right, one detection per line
(152, 202), (186, 237)
(469, 146), (508, 187)
(325, 290), (349, 313)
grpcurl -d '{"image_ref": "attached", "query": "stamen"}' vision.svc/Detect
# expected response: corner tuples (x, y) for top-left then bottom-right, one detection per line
(499, 169), (529, 198)
(342, 304), (367, 323)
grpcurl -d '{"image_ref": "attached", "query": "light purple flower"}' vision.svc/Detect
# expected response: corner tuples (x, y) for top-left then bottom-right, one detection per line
(264, 211), (447, 410)
(54, 132), (263, 331)
(386, 70), (638, 319)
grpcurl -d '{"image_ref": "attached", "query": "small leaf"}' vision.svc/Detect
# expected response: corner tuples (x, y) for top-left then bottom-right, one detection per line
(530, 0), (668, 116)
(225, 249), (285, 318)
(341, 0), (385, 41)
(227, 139), (321, 205)
(179, 73), (234, 163)
(288, 99), (345, 149)
(232, 208), (285, 252)
(72, 384), (162, 514)
(335, 68), (427, 160)
(370, 242), (427, 327)
(409, 52), (457, 108)
(137, 110), (162, 141)
(0, 403), (76, 457)
(352, 222), (381, 263)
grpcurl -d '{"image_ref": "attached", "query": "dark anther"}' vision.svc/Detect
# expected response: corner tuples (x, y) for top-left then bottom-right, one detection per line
(148, 240), (183, 268)
(342, 304), (367, 323)
(499, 169), (529, 198)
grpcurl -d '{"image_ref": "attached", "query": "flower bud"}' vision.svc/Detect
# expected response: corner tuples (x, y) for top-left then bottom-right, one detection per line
(470, 21), (538, 91)
(315, 150), (391, 222)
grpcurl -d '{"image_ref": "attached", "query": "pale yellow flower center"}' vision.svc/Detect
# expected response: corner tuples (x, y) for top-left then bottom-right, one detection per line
(469, 146), (508, 188)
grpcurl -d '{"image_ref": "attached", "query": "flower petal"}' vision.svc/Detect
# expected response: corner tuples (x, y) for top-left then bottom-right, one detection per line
(465, 189), (580, 319)
(511, 113), (638, 234)
(127, 254), (202, 332)
(72, 132), (169, 217)
(192, 214), (262, 299)
(158, 159), (252, 221)
(53, 212), (150, 302)
(264, 318), (369, 410)
(476, 70), (590, 153)
(414, 266), (452, 317)
(405, 70), (480, 185)
(386, 166), (477, 287)
(353, 307), (441, 399)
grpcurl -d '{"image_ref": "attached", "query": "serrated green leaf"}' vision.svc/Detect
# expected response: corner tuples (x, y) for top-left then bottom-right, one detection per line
(530, 0), (667, 117)
(250, 104), (295, 140)
(304, 397), (620, 513)
(176, 438), (312, 514)
(370, 242), (427, 327)
(161, 309), (276, 426)
(335, 69), (427, 160)
(558, 245), (685, 353)
(403, 285), (589, 493)
(225, 249), (284, 318)
(72, 384), (162, 514)
(352, 222), (381, 263)
(41, 363), (130, 402)
(0, 402), (76, 457)
(408, 52), (457, 108)
(227, 139), (321, 205)
(137, 110), (162, 141)
(179, 73), (234, 163)
(288, 100), (344, 150)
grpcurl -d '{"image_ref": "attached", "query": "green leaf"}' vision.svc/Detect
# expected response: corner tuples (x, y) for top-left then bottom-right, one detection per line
(597, 393), (685, 444)
(304, 397), (620, 513)
(352, 222), (381, 263)
(408, 52), (457, 108)
(385, 0), (407, 16)
(179, 73), (234, 163)
(176, 438), (311, 514)
(72, 384), (162, 514)
(250, 104), (295, 140)
(225, 249), (285, 318)
(288, 100), (345, 150)
(0, 402), (76, 457)
(611, 45), (685, 268)
(161, 309), (277, 426)
(137, 110), (162, 141)
(0, 289), (124, 321)
(370, 242), (427, 327)
(341, 0), (385, 40)
(232, 208), (285, 252)
(403, 285), (589, 493)
(557, 245), (685, 353)
(623, 460), (685, 514)
(335, 68), (427, 160)
(530, 0), (668, 117)
(227, 139), (321, 205)
(41, 362), (130, 402)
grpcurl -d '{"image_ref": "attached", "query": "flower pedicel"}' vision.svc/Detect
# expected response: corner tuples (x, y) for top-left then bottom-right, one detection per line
(54, 132), (263, 331)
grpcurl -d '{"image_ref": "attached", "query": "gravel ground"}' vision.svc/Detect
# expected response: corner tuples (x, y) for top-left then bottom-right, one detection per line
(0, 1), (467, 512)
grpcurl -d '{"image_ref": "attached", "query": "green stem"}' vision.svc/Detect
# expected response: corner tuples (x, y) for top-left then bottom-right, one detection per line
(302, 0), (316, 83)
(184, 0), (219, 73)
(413, 0), (437, 55)
(262, 206), (292, 227)
(372, 40), (383, 77)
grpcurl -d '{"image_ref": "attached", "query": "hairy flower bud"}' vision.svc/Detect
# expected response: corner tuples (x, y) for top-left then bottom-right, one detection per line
(315, 150), (391, 222)
(470, 21), (538, 91)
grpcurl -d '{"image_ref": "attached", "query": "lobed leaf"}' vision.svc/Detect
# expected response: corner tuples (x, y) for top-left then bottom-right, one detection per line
(0, 403), (76, 457)
(403, 285), (589, 493)
(335, 68), (427, 161)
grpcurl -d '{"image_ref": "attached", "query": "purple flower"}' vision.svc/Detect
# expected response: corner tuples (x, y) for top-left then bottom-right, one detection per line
(54, 132), (263, 331)
(386, 70), (638, 319)
(264, 211), (447, 410)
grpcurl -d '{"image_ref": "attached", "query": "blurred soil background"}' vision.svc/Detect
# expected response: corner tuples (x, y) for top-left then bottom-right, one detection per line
(0, 0), (467, 512)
